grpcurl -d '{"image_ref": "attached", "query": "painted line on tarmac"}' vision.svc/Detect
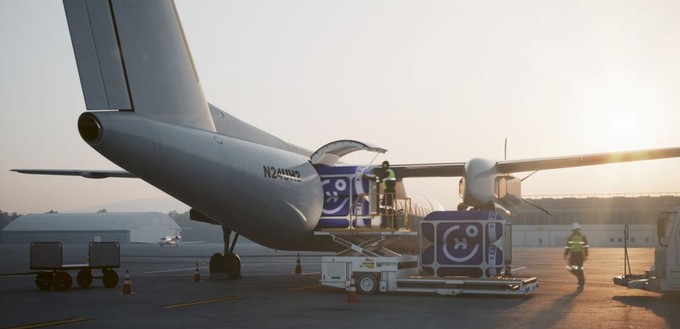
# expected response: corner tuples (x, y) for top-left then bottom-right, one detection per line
(246, 272), (321, 276)
(284, 284), (323, 292)
(7, 317), (89, 329)
(163, 295), (248, 309)
(144, 267), (200, 274)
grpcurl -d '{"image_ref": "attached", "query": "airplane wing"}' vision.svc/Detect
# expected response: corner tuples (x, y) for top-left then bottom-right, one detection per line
(12, 147), (680, 179)
(391, 162), (466, 178)
(391, 146), (680, 178)
(495, 147), (680, 173)
(10, 169), (137, 179)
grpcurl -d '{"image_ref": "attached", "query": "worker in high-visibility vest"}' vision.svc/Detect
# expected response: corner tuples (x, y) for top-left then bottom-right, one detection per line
(564, 222), (589, 290)
(379, 161), (397, 229)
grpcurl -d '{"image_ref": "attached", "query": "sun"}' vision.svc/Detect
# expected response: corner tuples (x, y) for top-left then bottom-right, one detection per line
(597, 110), (644, 151)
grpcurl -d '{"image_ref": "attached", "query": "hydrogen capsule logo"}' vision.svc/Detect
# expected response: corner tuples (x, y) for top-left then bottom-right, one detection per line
(321, 177), (350, 216)
(438, 223), (483, 265)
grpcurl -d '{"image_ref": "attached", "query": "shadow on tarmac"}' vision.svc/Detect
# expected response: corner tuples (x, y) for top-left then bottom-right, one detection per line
(613, 293), (680, 328)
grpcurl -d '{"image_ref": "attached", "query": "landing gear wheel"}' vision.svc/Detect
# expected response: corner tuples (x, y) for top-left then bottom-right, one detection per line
(77, 269), (93, 288)
(225, 253), (241, 280)
(53, 272), (73, 292)
(209, 253), (242, 279)
(35, 272), (53, 290)
(102, 269), (119, 288)
(357, 274), (378, 295)
(209, 253), (224, 273)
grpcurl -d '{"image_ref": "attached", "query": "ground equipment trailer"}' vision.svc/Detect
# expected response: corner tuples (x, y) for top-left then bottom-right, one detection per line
(318, 210), (539, 296)
(613, 209), (680, 292)
(30, 242), (120, 291)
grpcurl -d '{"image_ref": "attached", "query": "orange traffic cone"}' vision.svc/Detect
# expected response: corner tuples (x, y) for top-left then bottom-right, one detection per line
(294, 254), (302, 275)
(193, 263), (201, 282)
(122, 270), (133, 294)
(347, 274), (358, 303)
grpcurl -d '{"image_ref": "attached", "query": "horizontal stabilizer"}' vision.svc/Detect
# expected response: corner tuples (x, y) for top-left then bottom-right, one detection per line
(11, 169), (136, 179)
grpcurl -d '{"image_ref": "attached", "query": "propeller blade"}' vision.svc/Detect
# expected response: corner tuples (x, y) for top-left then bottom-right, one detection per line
(504, 137), (508, 161)
(523, 198), (552, 216)
(521, 170), (539, 182)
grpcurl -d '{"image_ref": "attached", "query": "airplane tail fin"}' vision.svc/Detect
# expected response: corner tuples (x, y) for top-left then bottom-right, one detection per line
(63, 0), (215, 131)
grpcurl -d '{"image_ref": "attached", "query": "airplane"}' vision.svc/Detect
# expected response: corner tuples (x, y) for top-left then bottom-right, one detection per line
(12, 0), (680, 280)
(136, 227), (203, 247)
(159, 235), (182, 247)
(156, 233), (203, 247)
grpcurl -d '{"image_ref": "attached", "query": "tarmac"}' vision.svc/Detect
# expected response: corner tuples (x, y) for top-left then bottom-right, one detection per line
(1, 242), (678, 329)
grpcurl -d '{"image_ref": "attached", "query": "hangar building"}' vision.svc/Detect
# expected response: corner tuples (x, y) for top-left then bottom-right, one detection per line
(513, 193), (680, 247)
(1, 212), (179, 244)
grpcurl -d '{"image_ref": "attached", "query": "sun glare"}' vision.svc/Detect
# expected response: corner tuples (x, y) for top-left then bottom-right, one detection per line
(596, 110), (645, 151)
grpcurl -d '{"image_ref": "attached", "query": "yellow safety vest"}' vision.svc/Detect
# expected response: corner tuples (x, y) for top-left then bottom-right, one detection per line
(381, 169), (396, 190)
(567, 234), (586, 253)
(384, 168), (396, 180)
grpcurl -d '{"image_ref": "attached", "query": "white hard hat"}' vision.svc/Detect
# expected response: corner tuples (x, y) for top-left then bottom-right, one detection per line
(571, 222), (581, 230)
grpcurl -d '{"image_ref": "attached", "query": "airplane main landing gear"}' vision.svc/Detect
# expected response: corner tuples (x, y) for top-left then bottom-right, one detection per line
(209, 252), (241, 279)
(209, 226), (242, 279)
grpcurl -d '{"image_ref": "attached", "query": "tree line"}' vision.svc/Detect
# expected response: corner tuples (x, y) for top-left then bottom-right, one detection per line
(0, 210), (21, 230)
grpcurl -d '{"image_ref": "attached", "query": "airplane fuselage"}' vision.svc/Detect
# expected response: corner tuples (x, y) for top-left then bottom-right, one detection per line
(79, 111), (326, 250)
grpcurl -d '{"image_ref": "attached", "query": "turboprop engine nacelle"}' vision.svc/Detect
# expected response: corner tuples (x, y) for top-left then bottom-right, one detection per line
(459, 158), (522, 211)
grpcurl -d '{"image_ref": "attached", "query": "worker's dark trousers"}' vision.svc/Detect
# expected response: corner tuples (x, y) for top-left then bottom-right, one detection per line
(381, 192), (395, 228)
(569, 253), (585, 287)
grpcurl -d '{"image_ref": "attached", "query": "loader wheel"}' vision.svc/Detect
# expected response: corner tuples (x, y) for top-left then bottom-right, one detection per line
(53, 272), (72, 292)
(77, 269), (93, 288)
(35, 272), (53, 290)
(357, 274), (378, 295)
(102, 269), (118, 288)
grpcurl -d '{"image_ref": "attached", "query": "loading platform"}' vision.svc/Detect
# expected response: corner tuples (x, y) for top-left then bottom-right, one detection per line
(317, 211), (539, 296)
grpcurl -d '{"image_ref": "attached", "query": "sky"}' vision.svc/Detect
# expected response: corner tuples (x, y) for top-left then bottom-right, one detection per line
(1, 0), (679, 214)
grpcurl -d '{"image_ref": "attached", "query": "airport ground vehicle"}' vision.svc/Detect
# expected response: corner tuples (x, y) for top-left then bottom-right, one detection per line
(30, 242), (120, 291)
(318, 210), (538, 296)
(614, 209), (680, 292)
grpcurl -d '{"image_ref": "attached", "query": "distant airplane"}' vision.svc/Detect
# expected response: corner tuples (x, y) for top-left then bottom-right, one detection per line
(13, 0), (680, 279)
(159, 235), (181, 247)
(155, 233), (203, 248)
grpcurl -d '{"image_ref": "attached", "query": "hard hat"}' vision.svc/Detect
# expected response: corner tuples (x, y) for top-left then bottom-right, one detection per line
(571, 222), (581, 230)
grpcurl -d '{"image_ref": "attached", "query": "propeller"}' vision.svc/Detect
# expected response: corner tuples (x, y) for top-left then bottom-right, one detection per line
(521, 170), (539, 182)
(504, 138), (552, 217)
(522, 198), (552, 217)
(504, 137), (508, 161)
